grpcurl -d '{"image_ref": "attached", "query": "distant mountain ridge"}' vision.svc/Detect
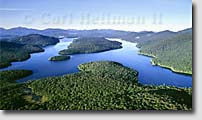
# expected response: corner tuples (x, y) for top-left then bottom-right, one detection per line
(0, 27), (192, 40)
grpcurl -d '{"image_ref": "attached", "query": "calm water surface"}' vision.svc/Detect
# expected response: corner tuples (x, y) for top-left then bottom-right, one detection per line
(0, 38), (192, 87)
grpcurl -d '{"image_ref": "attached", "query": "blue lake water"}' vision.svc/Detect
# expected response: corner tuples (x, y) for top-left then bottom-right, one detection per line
(0, 38), (192, 87)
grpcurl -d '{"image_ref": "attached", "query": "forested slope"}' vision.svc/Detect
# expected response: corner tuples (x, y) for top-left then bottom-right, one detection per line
(0, 41), (44, 68)
(0, 61), (192, 110)
(139, 29), (192, 74)
(10, 34), (59, 47)
(0, 34), (60, 68)
(59, 37), (122, 55)
(0, 70), (34, 110)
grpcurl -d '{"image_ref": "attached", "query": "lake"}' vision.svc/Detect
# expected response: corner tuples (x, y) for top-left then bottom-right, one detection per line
(0, 38), (192, 87)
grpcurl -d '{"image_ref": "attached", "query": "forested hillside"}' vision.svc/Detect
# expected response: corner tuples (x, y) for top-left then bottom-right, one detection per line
(0, 41), (44, 68)
(48, 55), (70, 61)
(0, 61), (192, 110)
(139, 29), (192, 74)
(134, 30), (176, 47)
(0, 70), (33, 110)
(10, 34), (59, 47)
(0, 34), (60, 68)
(59, 37), (122, 55)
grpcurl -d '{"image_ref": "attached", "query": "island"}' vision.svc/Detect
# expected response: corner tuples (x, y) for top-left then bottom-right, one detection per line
(0, 61), (192, 110)
(59, 37), (122, 55)
(48, 55), (70, 61)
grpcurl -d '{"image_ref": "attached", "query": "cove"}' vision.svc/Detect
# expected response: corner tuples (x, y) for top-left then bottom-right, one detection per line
(0, 38), (192, 87)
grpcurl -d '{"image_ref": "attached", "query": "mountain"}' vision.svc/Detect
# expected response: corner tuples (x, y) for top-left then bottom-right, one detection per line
(178, 28), (192, 34)
(139, 28), (192, 74)
(0, 28), (5, 32)
(0, 27), (192, 38)
(0, 27), (190, 41)
(132, 30), (176, 47)
(0, 27), (130, 38)
(10, 34), (59, 47)
(0, 27), (39, 37)
(121, 31), (155, 43)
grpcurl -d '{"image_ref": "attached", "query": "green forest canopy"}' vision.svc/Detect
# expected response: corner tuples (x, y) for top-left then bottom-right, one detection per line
(0, 61), (192, 110)
(48, 55), (70, 61)
(138, 30), (192, 74)
(0, 34), (60, 68)
(0, 41), (44, 68)
(59, 37), (122, 55)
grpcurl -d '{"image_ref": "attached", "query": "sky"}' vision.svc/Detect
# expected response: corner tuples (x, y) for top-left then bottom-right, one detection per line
(0, 0), (192, 32)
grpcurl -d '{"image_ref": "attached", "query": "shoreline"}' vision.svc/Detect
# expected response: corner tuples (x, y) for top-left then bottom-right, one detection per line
(0, 40), (61, 69)
(0, 50), (44, 69)
(138, 52), (192, 76)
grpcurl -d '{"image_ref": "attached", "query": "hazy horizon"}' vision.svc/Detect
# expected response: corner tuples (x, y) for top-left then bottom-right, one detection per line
(0, 26), (192, 33)
(0, 0), (192, 32)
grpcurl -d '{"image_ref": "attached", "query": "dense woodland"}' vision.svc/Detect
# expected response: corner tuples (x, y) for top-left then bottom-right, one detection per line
(48, 55), (70, 61)
(59, 37), (122, 55)
(0, 70), (34, 110)
(138, 29), (192, 74)
(9, 34), (59, 47)
(0, 41), (44, 68)
(0, 34), (60, 68)
(0, 61), (192, 110)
